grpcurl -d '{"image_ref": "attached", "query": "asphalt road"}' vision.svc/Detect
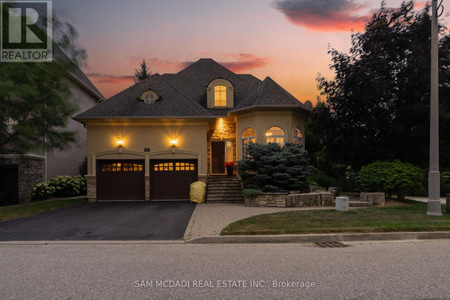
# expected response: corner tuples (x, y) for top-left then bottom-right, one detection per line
(0, 240), (449, 299)
(0, 201), (196, 240)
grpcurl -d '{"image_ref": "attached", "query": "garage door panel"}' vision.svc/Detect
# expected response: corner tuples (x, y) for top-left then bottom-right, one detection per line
(150, 159), (197, 200)
(97, 160), (144, 201)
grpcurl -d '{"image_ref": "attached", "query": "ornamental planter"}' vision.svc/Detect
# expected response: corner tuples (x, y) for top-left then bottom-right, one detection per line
(226, 166), (233, 176)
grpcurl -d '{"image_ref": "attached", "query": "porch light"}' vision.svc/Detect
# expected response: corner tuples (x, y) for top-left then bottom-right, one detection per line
(170, 138), (177, 153)
(117, 139), (124, 153)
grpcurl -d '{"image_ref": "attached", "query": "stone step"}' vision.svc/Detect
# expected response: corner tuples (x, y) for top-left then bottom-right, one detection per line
(207, 177), (240, 181)
(207, 185), (242, 190)
(207, 180), (240, 184)
(334, 200), (373, 207)
(206, 197), (244, 202)
(207, 193), (243, 197)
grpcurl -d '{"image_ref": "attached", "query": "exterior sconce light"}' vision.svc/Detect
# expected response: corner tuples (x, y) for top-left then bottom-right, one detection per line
(170, 138), (177, 153)
(117, 139), (124, 153)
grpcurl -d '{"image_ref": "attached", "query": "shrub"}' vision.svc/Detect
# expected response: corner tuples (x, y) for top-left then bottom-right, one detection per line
(238, 143), (310, 192)
(32, 183), (56, 200)
(358, 160), (424, 200)
(307, 173), (337, 190)
(242, 189), (263, 198)
(48, 175), (87, 198)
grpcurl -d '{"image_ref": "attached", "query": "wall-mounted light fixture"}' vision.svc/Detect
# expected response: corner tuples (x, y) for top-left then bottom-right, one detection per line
(170, 138), (177, 153)
(117, 139), (124, 153)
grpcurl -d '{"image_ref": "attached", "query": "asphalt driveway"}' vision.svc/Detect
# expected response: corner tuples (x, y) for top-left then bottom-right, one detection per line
(0, 201), (196, 241)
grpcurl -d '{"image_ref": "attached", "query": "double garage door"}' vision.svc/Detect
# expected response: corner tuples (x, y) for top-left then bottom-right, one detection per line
(96, 159), (197, 201)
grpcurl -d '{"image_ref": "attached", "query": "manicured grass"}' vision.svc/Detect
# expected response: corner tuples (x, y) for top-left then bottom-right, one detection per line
(0, 198), (87, 221)
(221, 201), (450, 235)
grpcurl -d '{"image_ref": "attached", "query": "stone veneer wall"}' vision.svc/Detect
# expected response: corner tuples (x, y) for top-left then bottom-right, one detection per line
(85, 175), (96, 202)
(0, 156), (44, 204)
(245, 192), (334, 208)
(207, 117), (237, 173)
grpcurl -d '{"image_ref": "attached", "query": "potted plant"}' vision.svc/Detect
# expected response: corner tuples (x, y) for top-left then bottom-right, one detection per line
(224, 161), (235, 176)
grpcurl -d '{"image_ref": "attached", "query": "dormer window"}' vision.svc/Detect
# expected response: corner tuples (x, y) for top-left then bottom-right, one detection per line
(139, 90), (160, 104)
(206, 78), (234, 108)
(214, 85), (227, 106)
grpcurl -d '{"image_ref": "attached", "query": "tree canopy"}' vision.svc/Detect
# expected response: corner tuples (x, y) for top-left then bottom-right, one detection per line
(309, 1), (450, 169)
(0, 7), (87, 154)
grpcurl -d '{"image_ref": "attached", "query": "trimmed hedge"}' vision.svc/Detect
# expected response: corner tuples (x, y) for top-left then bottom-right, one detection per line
(32, 175), (87, 200)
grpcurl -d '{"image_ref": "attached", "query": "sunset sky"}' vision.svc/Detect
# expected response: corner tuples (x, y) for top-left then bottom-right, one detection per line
(54, 0), (449, 104)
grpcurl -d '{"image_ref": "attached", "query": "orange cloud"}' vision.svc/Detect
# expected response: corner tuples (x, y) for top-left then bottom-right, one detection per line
(220, 53), (272, 72)
(414, 1), (427, 9)
(86, 73), (134, 84)
(274, 0), (369, 32)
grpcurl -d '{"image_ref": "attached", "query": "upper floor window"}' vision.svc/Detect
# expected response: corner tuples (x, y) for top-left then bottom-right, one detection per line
(265, 126), (284, 146)
(214, 85), (227, 106)
(206, 78), (234, 108)
(241, 128), (255, 159)
(139, 90), (160, 104)
(293, 128), (302, 144)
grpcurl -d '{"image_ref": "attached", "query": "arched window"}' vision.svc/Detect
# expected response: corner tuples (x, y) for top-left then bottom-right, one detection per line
(293, 128), (302, 144)
(241, 128), (256, 159)
(265, 126), (284, 146)
(214, 85), (227, 106)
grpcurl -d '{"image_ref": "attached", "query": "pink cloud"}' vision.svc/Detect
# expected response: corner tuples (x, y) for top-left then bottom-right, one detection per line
(274, 0), (369, 32)
(86, 73), (134, 84)
(414, 2), (427, 9)
(220, 53), (272, 72)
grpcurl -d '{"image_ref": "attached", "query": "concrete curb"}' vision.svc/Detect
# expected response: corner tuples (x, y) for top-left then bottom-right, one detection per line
(0, 240), (185, 246)
(186, 231), (450, 244)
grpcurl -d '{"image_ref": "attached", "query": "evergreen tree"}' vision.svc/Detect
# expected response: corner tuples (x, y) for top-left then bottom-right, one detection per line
(134, 60), (151, 83)
(238, 143), (310, 192)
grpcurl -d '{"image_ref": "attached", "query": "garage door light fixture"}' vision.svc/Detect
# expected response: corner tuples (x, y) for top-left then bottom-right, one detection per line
(170, 138), (177, 153)
(117, 139), (124, 153)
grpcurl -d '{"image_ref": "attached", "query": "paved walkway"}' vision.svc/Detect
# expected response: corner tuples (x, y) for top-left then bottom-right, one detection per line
(407, 196), (447, 204)
(183, 203), (331, 239)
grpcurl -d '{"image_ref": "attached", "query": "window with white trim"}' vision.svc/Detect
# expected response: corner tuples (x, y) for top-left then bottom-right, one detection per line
(214, 85), (227, 106)
(265, 126), (284, 146)
(241, 128), (255, 159)
(293, 128), (302, 144)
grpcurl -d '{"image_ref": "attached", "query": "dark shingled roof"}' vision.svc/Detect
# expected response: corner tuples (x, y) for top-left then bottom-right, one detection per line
(75, 58), (309, 120)
(232, 76), (310, 112)
(74, 74), (214, 118)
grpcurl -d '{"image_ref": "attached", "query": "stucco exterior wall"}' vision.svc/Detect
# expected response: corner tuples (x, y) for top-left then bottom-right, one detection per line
(85, 120), (209, 177)
(235, 109), (306, 160)
(46, 80), (98, 179)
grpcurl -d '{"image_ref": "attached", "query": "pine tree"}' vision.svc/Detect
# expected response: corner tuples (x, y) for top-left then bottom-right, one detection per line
(134, 60), (151, 83)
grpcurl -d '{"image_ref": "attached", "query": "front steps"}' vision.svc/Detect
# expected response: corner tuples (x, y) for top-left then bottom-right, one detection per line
(206, 175), (244, 203)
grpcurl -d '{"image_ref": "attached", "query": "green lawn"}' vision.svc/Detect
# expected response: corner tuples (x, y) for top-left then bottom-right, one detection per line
(221, 201), (450, 235)
(0, 198), (87, 221)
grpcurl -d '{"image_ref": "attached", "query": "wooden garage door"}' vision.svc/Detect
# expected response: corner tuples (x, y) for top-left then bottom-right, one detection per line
(150, 159), (198, 200)
(97, 160), (145, 200)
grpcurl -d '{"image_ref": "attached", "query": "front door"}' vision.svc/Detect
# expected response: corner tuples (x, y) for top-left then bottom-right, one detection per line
(211, 141), (225, 174)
